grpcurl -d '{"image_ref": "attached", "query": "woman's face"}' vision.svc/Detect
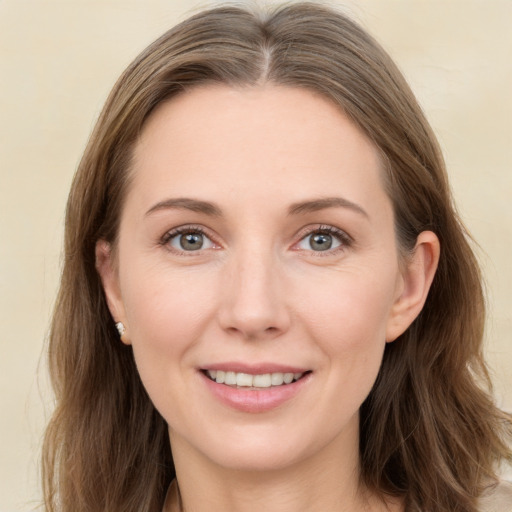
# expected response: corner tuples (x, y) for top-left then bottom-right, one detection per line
(98, 85), (431, 472)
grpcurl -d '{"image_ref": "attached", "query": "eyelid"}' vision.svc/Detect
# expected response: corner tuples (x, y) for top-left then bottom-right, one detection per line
(159, 223), (352, 255)
(292, 224), (353, 254)
(160, 224), (222, 253)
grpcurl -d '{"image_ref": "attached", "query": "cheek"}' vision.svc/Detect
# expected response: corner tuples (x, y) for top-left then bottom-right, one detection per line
(294, 265), (398, 400)
(119, 262), (219, 385)
(122, 257), (217, 335)
(325, 305), (389, 406)
(296, 266), (398, 349)
(119, 266), (223, 426)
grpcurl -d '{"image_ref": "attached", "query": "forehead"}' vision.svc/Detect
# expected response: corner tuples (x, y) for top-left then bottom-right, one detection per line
(129, 84), (388, 217)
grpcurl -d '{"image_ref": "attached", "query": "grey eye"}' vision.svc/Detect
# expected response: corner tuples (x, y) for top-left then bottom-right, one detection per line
(169, 231), (214, 251)
(310, 233), (333, 251)
(297, 231), (342, 252)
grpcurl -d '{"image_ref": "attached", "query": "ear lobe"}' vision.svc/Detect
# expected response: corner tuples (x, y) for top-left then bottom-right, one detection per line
(386, 231), (440, 342)
(95, 240), (130, 344)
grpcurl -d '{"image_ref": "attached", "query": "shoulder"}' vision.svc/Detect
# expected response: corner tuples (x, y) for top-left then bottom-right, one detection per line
(478, 481), (512, 512)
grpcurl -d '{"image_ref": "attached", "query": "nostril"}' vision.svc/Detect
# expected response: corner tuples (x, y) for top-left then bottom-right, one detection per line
(223, 323), (283, 340)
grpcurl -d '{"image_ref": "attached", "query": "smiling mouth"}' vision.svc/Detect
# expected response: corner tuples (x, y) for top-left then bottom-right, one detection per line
(203, 370), (311, 389)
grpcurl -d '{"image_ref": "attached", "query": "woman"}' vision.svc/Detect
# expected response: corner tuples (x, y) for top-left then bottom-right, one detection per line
(42, 3), (512, 511)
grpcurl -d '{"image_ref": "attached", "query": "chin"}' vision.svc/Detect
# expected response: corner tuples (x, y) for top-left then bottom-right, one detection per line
(207, 442), (309, 473)
(179, 417), (356, 474)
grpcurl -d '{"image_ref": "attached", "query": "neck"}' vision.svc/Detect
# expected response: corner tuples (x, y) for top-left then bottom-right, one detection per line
(165, 421), (402, 512)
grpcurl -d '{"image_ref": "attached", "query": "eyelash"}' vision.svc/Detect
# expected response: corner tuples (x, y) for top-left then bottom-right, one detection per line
(159, 225), (219, 254)
(159, 224), (352, 255)
(293, 225), (353, 255)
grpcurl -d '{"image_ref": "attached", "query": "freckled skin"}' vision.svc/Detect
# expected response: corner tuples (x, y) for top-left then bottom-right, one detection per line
(97, 85), (438, 511)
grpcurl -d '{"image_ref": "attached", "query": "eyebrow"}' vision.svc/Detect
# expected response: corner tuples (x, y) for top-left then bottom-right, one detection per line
(145, 198), (222, 217)
(288, 197), (369, 218)
(145, 196), (368, 219)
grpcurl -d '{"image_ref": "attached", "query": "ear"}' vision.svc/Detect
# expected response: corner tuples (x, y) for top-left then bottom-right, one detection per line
(95, 240), (130, 345)
(386, 231), (440, 342)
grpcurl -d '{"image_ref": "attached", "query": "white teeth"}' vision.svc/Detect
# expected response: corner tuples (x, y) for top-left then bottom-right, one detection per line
(283, 373), (294, 384)
(224, 371), (237, 385)
(236, 373), (253, 387)
(209, 370), (306, 387)
(271, 373), (284, 386)
(252, 374), (272, 388)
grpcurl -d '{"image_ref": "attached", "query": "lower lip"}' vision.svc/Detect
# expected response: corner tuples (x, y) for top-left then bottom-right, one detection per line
(201, 372), (311, 413)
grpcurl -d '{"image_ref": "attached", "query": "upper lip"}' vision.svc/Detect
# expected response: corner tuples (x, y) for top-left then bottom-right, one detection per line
(200, 362), (310, 374)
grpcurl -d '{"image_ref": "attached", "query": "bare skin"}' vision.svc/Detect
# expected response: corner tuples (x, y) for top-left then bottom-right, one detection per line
(97, 85), (439, 512)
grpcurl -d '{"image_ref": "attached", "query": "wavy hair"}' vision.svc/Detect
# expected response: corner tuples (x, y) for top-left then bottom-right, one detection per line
(42, 3), (512, 511)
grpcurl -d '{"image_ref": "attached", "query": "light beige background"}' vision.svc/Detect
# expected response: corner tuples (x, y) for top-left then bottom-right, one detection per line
(1, 0), (511, 510)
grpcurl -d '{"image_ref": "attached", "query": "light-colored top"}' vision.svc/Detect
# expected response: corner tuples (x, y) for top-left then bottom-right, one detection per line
(163, 480), (512, 511)
(479, 481), (512, 512)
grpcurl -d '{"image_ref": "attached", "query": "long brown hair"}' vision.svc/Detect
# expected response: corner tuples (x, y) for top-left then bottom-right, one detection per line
(42, 3), (512, 511)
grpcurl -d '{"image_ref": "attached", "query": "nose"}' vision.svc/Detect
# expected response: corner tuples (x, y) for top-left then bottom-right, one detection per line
(217, 246), (291, 341)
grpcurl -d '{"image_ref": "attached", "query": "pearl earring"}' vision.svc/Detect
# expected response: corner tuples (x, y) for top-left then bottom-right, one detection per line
(115, 322), (126, 337)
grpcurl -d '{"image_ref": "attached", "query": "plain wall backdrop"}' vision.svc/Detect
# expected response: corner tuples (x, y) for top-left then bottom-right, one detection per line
(1, 0), (511, 510)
